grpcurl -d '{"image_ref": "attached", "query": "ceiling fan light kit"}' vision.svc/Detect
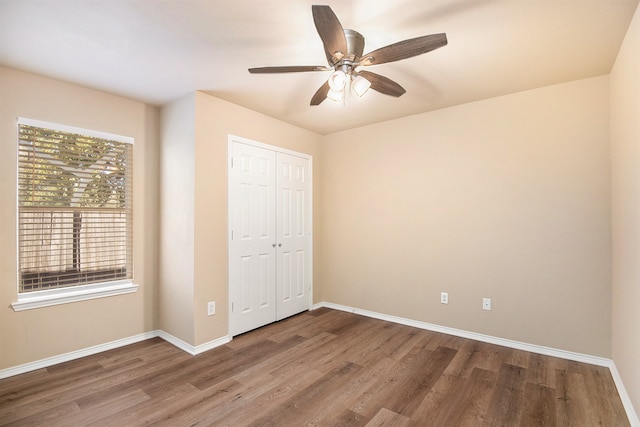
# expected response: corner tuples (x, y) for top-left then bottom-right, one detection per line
(325, 68), (370, 104)
(248, 5), (447, 106)
(352, 75), (372, 97)
(328, 70), (347, 91)
(326, 70), (347, 103)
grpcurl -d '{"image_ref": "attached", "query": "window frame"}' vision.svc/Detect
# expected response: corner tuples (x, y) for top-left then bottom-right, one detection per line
(11, 118), (137, 311)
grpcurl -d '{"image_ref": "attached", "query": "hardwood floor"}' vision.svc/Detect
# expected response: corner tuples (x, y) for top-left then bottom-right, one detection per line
(0, 308), (630, 426)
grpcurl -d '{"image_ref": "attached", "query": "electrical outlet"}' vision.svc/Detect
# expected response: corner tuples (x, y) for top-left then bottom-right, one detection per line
(207, 301), (216, 316)
(482, 298), (491, 311)
(440, 292), (448, 304)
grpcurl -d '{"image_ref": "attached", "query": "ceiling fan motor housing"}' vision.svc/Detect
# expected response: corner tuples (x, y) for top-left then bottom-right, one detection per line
(335, 29), (365, 76)
(344, 29), (365, 60)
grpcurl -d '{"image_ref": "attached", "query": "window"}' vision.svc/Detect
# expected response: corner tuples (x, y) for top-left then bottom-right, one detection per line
(13, 118), (136, 310)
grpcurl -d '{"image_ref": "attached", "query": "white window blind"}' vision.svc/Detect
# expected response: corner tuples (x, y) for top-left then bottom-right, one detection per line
(17, 120), (133, 293)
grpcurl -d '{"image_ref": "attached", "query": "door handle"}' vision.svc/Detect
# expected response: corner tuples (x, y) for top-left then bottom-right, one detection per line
(272, 243), (277, 248)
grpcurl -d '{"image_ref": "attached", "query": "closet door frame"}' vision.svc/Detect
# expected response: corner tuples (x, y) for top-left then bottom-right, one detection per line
(227, 134), (313, 336)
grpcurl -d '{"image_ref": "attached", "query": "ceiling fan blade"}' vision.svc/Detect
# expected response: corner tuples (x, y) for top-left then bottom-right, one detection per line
(312, 5), (347, 63)
(359, 33), (447, 66)
(357, 71), (406, 97)
(310, 81), (330, 105)
(249, 65), (330, 73)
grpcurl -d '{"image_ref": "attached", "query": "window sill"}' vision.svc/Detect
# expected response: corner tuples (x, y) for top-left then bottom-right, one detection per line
(11, 280), (138, 312)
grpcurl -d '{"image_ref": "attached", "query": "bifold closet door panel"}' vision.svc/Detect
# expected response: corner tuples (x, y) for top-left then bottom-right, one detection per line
(276, 152), (311, 320)
(229, 142), (277, 336)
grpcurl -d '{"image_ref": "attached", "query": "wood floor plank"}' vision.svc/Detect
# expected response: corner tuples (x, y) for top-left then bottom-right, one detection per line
(366, 407), (411, 426)
(385, 345), (458, 417)
(441, 339), (484, 379)
(505, 347), (531, 369)
(96, 337), (177, 367)
(350, 344), (455, 420)
(51, 388), (150, 426)
(1, 339), (189, 418)
(582, 364), (630, 426)
(92, 382), (204, 426)
(520, 382), (557, 426)
(3, 400), (81, 427)
(187, 363), (325, 426)
(472, 342), (513, 374)
(234, 331), (337, 387)
(191, 335), (306, 391)
(245, 361), (364, 426)
(0, 369), (48, 394)
(483, 363), (528, 426)
(0, 308), (630, 426)
(346, 322), (419, 366)
(0, 357), (148, 423)
(413, 367), (497, 427)
(65, 345), (194, 408)
(0, 362), (104, 409)
(348, 356), (404, 416)
(326, 409), (370, 426)
(526, 351), (565, 388)
(174, 334), (336, 425)
(283, 316), (383, 375)
(562, 371), (591, 427)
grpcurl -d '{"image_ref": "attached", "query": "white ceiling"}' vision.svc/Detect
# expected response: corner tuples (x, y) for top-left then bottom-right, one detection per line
(1, 0), (638, 135)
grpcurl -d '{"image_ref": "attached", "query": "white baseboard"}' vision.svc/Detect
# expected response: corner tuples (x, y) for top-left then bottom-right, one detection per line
(156, 330), (231, 356)
(312, 301), (639, 426)
(0, 331), (157, 380)
(314, 302), (610, 365)
(0, 330), (232, 380)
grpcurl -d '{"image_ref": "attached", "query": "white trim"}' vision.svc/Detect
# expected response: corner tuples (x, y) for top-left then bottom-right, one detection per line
(0, 330), (232, 379)
(156, 330), (232, 356)
(0, 331), (156, 380)
(11, 280), (139, 311)
(313, 302), (611, 366)
(194, 335), (233, 354)
(610, 361), (640, 427)
(228, 134), (311, 160)
(18, 117), (134, 145)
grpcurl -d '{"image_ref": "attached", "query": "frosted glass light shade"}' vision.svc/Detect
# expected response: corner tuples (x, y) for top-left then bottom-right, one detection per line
(327, 88), (344, 102)
(352, 75), (371, 97)
(328, 70), (347, 91)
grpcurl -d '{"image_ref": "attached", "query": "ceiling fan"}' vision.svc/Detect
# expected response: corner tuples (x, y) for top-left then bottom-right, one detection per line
(248, 5), (448, 105)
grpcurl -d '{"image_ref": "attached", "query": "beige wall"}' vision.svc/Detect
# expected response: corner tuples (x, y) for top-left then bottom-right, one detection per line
(321, 76), (611, 357)
(158, 91), (323, 346)
(0, 67), (160, 369)
(158, 93), (196, 343)
(611, 2), (640, 414)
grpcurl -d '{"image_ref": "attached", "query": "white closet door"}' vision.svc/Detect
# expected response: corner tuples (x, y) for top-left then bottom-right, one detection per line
(229, 142), (277, 336)
(276, 152), (311, 320)
(229, 137), (312, 336)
